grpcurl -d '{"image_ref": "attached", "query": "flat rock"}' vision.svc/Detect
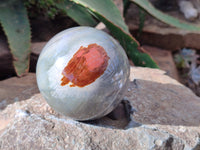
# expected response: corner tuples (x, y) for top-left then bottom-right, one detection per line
(142, 45), (179, 81)
(129, 67), (200, 126)
(0, 73), (39, 110)
(128, 67), (200, 148)
(0, 67), (200, 149)
(126, 4), (200, 50)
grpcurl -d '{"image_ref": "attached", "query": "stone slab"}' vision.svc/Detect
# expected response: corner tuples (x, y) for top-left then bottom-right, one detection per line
(0, 67), (200, 149)
(0, 73), (39, 110)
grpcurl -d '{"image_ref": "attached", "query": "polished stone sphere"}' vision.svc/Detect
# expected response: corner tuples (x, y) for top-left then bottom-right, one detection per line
(36, 27), (130, 120)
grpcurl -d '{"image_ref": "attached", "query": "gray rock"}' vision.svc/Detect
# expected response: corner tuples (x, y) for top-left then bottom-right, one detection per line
(0, 73), (39, 110)
(0, 67), (200, 150)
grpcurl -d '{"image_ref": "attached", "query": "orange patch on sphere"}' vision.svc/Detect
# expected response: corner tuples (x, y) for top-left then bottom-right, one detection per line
(61, 43), (110, 87)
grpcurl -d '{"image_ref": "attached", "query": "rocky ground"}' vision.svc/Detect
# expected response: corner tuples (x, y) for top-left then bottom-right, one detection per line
(0, 67), (200, 150)
(1, 2), (200, 149)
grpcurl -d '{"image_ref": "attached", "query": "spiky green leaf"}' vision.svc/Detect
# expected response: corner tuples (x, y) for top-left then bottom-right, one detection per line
(132, 0), (200, 31)
(56, 0), (98, 26)
(0, 0), (31, 76)
(72, 0), (158, 68)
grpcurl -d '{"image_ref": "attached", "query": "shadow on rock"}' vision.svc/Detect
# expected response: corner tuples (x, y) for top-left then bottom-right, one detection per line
(1, 67), (200, 129)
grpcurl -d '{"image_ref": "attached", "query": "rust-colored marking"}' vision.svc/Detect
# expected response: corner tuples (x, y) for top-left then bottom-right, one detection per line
(61, 43), (110, 87)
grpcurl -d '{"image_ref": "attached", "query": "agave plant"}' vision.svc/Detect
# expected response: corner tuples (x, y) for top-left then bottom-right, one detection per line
(0, 0), (200, 76)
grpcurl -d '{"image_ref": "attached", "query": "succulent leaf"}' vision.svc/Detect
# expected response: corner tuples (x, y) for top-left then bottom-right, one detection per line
(132, 0), (200, 31)
(56, 0), (98, 26)
(72, 0), (158, 68)
(0, 0), (31, 76)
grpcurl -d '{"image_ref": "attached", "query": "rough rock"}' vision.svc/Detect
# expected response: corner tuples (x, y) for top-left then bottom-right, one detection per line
(0, 67), (200, 149)
(126, 4), (200, 50)
(128, 67), (200, 148)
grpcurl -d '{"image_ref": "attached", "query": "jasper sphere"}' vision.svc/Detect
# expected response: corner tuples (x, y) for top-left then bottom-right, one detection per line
(36, 27), (130, 120)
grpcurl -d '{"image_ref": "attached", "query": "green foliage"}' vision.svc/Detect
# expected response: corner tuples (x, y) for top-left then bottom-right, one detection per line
(56, 0), (98, 26)
(24, 0), (98, 27)
(174, 54), (186, 69)
(132, 0), (200, 31)
(174, 48), (197, 69)
(137, 8), (146, 38)
(2, 0), (200, 76)
(24, 0), (66, 19)
(72, 0), (158, 68)
(0, 0), (31, 76)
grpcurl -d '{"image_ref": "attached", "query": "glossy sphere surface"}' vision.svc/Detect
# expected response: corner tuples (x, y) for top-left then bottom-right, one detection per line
(36, 27), (130, 120)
